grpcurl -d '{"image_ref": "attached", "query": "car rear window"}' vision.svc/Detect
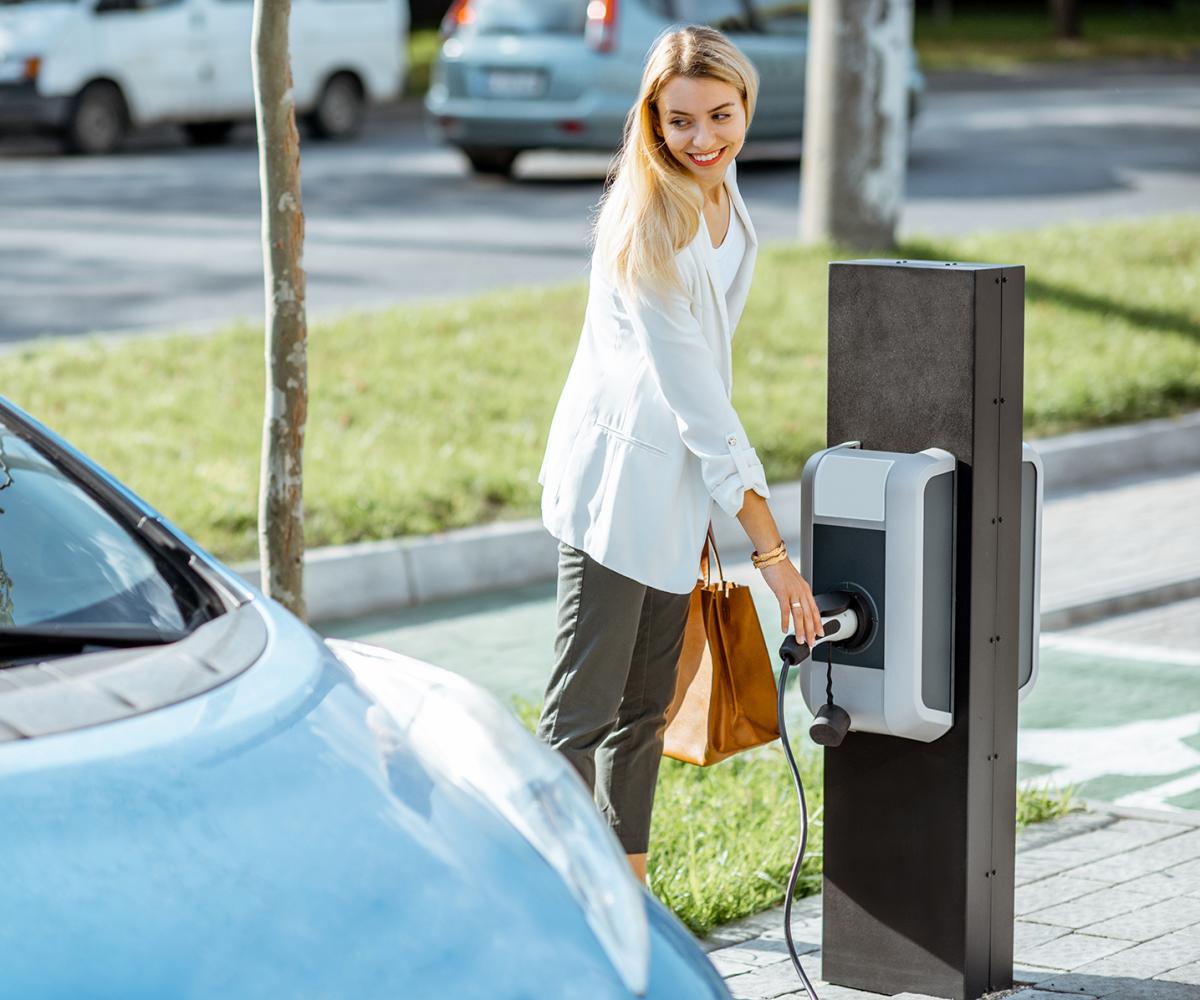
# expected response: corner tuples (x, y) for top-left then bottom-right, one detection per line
(464, 0), (586, 35)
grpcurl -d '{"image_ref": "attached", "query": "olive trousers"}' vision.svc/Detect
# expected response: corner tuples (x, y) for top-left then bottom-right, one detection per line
(536, 540), (692, 854)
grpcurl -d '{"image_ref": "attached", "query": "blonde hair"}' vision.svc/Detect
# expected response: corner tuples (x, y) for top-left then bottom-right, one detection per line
(592, 25), (759, 297)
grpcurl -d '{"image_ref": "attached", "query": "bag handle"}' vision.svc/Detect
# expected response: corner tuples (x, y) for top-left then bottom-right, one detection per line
(700, 523), (725, 585)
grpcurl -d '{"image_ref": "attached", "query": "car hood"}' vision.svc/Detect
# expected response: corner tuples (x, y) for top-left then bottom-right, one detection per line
(0, 4), (73, 57)
(0, 599), (682, 998)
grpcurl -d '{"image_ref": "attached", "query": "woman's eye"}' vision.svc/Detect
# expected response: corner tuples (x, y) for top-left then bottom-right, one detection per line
(670, 119), (688, 128)
(714, 113), (730, 121)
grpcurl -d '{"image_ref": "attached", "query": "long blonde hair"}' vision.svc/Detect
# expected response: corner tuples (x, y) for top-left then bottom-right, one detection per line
(592, 26), (759, 297)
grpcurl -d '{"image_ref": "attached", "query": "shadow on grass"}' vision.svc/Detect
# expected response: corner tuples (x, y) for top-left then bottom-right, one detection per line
(897, 237), (1200, 345)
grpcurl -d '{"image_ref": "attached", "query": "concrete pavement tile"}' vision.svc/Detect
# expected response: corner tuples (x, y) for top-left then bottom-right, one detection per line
(1016, 813), (1117, 852)
(1158, 960), (1200, 985)
(1100, 981), (1200, 1000)
(1023, 887), (1159, 930)
(1134, 857), (1200, 897)
(1026, 972), (1131, 997)
(1013, 964), (1072, 983)
(1015, 920), (1073, 952)
(1083, 895), (1200, 941)
(711, 937), (802, 968)
(1123, 829), (1200, 868)
(724, 960), (815, 1000)
(1066, 851), (1189, 885)
(710, 953), (758, 978)
(1017, 876), (1117, 916)
(1019, 933), (1138, 970)
(1073, 926), (1200, 978)
(1008, 992), (1099, 1000)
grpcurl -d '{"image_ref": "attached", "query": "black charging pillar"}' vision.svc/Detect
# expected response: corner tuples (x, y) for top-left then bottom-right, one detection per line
(820, 260), (1025, 1000)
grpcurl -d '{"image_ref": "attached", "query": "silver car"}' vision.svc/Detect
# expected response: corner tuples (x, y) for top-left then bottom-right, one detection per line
(426, 0), (923, 175)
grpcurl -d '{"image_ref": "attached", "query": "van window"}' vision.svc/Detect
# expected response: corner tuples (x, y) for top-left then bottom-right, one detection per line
(462, 0), (586, 36)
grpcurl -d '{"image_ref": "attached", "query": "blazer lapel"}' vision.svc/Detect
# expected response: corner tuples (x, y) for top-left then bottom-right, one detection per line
(695, 160), (757, 341)
(723, 160), (758, 334)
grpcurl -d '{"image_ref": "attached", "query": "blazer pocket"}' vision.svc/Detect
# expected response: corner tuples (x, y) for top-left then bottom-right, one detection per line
(595, 419), (668, 458)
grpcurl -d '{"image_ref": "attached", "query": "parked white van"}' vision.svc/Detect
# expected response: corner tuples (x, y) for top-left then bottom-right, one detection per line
(0, 0), (409, 153)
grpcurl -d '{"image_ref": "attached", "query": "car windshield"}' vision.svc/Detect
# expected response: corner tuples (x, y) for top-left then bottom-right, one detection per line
(463, 0), (586, 36)
(0, 419), (201, 634)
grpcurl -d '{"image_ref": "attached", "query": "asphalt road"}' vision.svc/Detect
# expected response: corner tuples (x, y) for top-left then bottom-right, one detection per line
(1, 61), (1197, 344)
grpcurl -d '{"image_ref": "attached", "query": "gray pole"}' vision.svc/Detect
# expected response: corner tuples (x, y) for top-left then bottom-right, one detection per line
(799, 0), (914, 249)
(820, 260), (1025, 999)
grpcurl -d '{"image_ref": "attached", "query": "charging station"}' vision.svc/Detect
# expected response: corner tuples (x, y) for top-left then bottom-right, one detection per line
(793, 259), (1032, 1000)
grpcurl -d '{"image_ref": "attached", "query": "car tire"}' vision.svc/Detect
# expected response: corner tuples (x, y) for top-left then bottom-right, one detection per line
(184, 121), (236, 146)
(462, 146), (519, 177)
(63, 82), (128, 156)
(308, 73), (366, 140)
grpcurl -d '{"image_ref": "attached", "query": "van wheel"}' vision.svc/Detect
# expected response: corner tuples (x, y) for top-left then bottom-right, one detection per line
(184, 121), (235, 146)
(63, 82), (128, 155)
(308, 73), (365, 140)
(462, 147), (519, 177)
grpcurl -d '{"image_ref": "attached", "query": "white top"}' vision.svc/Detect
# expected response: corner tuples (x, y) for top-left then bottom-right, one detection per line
(712, 201), (746, 297)
(537, 160), (767, 594)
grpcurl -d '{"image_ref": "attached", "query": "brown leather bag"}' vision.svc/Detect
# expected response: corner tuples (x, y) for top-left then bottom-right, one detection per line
(662, 526), (781, 766)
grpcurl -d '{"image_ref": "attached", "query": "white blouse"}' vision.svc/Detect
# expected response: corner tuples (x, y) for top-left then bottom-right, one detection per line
(712, 201), (747, 298)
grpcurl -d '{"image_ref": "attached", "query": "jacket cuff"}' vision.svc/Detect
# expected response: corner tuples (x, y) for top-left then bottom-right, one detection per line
(706, 436), (771, 519)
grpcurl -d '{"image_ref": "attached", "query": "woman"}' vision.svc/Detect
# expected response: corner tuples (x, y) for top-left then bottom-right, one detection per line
(535, 25), (823, 885)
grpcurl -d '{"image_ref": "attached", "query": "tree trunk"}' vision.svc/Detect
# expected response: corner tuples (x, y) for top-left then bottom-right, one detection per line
(252, 0), (307, 618)
(1050, 0), (1082, 38)
(799, 0), (915, 250)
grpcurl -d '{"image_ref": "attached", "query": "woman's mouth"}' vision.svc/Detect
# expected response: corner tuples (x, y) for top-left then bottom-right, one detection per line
(686, 147), (726, 167)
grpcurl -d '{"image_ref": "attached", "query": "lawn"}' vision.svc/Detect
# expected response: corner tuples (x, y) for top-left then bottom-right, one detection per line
(4, 213), (1197, 564)
(913, 4), (1200, 71)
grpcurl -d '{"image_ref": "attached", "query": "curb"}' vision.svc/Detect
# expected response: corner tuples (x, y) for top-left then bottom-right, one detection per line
(233, 411), (1200, 624)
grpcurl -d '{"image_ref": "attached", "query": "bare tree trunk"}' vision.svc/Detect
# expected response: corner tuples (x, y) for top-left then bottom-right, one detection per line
(1050, 0), (1082, 38)
(799, 0), (914, 250)
(252, 0), (307, 618)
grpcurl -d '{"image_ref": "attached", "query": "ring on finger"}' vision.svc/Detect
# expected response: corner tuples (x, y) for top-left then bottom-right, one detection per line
(790, 601), (803, 607)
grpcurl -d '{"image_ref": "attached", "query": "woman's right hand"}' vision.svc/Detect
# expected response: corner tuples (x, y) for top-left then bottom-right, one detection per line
(759, 558), (824, 648)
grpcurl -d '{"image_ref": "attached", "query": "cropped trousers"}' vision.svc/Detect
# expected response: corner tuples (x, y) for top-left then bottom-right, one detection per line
(536, 540), (692, 854)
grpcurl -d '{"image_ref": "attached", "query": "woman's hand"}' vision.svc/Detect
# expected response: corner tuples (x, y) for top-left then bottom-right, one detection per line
(759, 558), (824, 648)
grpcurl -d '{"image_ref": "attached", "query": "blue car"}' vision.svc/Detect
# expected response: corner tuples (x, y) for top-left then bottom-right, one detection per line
(427, 0), (924, 175)
(0, 396), (731, 999)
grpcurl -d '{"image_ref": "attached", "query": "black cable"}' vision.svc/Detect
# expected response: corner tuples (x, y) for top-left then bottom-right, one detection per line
(777, 648), (821, 1000)
(825, 640), (834, 707)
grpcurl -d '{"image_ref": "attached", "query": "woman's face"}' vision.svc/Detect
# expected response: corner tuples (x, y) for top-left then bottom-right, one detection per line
(655, 74), (747, 185)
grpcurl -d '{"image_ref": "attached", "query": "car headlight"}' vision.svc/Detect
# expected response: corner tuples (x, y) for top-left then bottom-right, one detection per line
(0, 55), (41, 84)
(327, 639), (651, 996)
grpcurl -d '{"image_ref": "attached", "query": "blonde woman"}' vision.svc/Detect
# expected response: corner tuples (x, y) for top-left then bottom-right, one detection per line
(535, 25), (823, 885)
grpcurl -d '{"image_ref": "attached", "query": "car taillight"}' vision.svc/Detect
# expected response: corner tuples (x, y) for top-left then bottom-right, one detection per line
(585, 0), (618, 54)
(440, 0), (475, 39)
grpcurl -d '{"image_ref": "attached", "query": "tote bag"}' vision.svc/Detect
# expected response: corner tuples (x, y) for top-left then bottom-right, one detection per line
(662, 526), (780, 766)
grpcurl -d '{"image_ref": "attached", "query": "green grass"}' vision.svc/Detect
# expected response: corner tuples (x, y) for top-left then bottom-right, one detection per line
(4, 213), (1197, 564)
(513, 697), (1078, 936)
(914, 4), (1200, 72)
(406, 28), (442, 98)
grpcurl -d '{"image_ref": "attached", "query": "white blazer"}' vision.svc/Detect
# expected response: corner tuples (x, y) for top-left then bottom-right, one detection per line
(537, 160), (770, 595)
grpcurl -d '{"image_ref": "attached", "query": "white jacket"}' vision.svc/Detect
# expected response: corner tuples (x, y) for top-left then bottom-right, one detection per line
(537, 160), (770, 595)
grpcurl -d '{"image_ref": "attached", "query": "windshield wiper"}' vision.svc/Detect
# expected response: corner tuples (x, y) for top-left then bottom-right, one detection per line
(0, 624), (185, 662)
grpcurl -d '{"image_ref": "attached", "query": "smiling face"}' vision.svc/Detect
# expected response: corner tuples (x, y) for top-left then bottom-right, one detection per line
(655, 74), (748, 189)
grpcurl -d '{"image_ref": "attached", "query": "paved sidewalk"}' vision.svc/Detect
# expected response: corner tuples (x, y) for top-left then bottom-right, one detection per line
(701, 806), (1200, 1000)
